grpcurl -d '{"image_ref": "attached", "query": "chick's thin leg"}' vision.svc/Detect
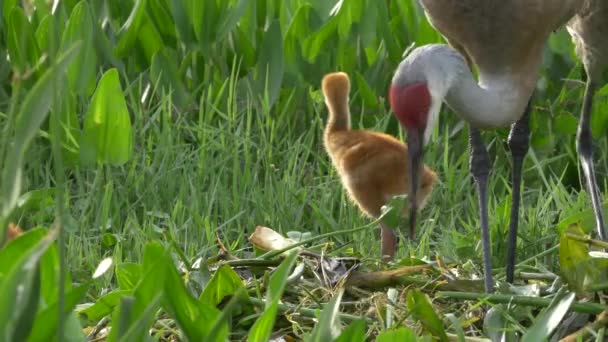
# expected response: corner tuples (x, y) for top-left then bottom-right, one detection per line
(380, 222), (397, 261)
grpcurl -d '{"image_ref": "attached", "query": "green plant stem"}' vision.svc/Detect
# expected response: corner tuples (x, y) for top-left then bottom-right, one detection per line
(247, 297), (371, 323)
(588, 282), (608, 293)
(259, 221), (378, 260)
(493, 244), (559, 278)
(50, 61), (68, 342)
(515, 272), (557, 281)
(565, 233), (608, 249)
(437, 291), (606, 314)
(220, 258), (283, 268)
(207, 288), (248, 340)
(0, 80), (22, 236)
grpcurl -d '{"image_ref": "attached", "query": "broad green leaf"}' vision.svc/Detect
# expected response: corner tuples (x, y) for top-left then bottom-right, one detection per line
(150, 49), (190, 108)
(0, 228), (69, 306)
(522, 291), (575, 342)
(12, 263), (40, 342)
(307, 0), (334, 21)
(147, 0), (177, 41)
(248, 251), (299, 342)
(556, 202), (608, 235)
(154, 242), (228, 341)
(336, 39), (357, 73)
(445, 313), (466, 342)
(115, 263), (143, 291)
(307, 288), (345, 342)
(377, 1), (401, 62)
(79, 290), (130, 322)
(334, 319), (366, 342)
(353, 71), (379, 109)
(0, 228), (56, 341)
(335, 0), (362, 42)
(233, 26), (256, 70)
(256, 19), (284, 108)
(376, 327), (418, 342)
(553, 113), (578, 135)
(116, 295), (162, 342)
(380, 194), (409, 230)
(266, 251), (299, 306)
(302, 19), (337, 63)
(193, 303), (228, 341)
(0, 229), (44, 341)
(248, 303), (279, 342)
(483, 306), (517, 342)
(2, 0), (17, 27)
(164, 281), (217, 341)
(168, 0), (196, 46)
(200, 264), (244, 306)
(50, 88), (80, 166)
(113, 0), (148, 57)
(359, 3), (378, 65)
(35, 14), (60, 60)
(27, 284), (90, 342)
(61, 0), (98, 96)
(406, 289), (448, 342)
(136, 14), (163, 64)
(108, 244), (166, 342)
(39, 243), (63, 303)
(0, 228), (46, 275)
(142, 241), (165, 273)
(206, 287), (248, 342)
(559, 224), (608, 293)
(80, 68), (133, 166)
(15, 188), (55, 214)
(591, 84), (608, 138)
(559, 224), (591, 294)
(283, 4), (312, 68)
(7, 7), (40, 75)
(1, 42), (81, 219)
(101, 233), (118, 249)
(110, 296), (136, 341)
(216, 0), (251, 41)
(62, 312), (87, 342)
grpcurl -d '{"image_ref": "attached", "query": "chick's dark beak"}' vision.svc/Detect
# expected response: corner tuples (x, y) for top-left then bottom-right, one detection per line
(406, 127), (424, 240)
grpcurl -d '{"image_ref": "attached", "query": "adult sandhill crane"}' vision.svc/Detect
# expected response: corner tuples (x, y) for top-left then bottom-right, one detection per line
(387, 1), (606, 293)
(566, 0), (608, 242)
(321, 72), (437, 260)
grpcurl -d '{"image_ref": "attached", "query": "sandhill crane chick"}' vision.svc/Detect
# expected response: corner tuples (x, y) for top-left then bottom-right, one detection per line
(322, 72), (437, 261)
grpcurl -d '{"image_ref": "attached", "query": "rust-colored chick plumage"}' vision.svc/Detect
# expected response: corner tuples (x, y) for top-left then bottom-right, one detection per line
(322, 72), (437, 219)
(2, 223), (23, 247)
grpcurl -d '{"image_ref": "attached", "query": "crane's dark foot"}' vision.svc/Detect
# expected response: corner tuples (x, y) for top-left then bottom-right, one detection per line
(380, 223), (397, 261)
(577, 80), (607, 241)
(469, 127), (494, 293)
(505, 99), (532, 284)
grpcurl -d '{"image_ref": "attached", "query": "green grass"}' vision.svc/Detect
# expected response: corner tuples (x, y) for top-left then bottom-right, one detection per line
(35, 74), (600, 281)
(12, 67), (608, 338)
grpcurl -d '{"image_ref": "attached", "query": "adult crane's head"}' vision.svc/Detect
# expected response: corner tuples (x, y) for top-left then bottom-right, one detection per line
(389, 81), (431, 239)
(389, 45), (457, 238)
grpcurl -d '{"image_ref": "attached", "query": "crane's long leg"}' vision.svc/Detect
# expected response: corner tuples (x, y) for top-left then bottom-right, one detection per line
(380, 222), (397, 261)
(469, 127), (494, 293)
(577, 80), (607, 241)
(505, 100), (532, 284)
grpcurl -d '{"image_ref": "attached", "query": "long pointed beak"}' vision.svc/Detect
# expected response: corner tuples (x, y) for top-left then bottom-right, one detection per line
(406, 127), (424, 240)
